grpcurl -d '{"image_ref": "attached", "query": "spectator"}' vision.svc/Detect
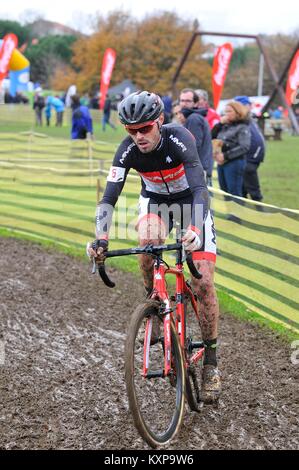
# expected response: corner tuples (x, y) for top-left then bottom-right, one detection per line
(179, 88), (213, 184)
(195, 89), (221, 130)
(172, 101), (183, 124)
(102, 95), (116, 131)
(80, 94), (90, 107)
(161, 93), (173, 124)
(45, 99), (52, 126)
(234, 96), (265, 201)
(33, 92), (45, 126)
(89, 94), (100, 109)
(272, 106), (284, 119)
(60, 92), (67, 104)
(14, 92), (29, 104)
(47, 96), (65, 127)
(212, 101), (251, 197)
(4, 91), (13, 103)
(70, 94), (93, 139)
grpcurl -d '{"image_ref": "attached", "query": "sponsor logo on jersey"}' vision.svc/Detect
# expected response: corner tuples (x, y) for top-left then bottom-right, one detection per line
(166, 156), (172, 163)
(119, 142), (135, 164)
(169, 134), (187, 153)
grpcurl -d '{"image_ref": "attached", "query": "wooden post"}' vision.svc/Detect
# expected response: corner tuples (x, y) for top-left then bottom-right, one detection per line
(87, 133), (93, 186)
(96, 160), (104, 203)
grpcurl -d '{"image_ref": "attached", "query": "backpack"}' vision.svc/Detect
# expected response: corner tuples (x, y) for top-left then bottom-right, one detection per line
(248, 122), (265, 163)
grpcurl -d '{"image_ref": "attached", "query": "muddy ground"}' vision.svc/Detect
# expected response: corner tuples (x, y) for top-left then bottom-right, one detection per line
(0, 238), (298, 450)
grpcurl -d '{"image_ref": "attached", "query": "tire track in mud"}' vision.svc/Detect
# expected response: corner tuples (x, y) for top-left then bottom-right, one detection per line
(0, 238), (298, 450)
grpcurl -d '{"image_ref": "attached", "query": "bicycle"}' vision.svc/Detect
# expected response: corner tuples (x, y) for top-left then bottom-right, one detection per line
(93, 233), (205, 448)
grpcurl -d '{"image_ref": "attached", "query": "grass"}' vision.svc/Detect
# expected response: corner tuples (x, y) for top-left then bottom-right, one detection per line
(259, 136), (299, 209)
(216, 290), (298, 343)
(0, 106), (127, 145)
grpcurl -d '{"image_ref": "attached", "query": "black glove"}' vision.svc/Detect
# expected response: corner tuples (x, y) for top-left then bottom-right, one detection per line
(92, 239), (108, 252)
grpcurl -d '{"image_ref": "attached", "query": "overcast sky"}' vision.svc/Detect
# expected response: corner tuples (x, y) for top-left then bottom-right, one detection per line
(1, 0), (298, 44)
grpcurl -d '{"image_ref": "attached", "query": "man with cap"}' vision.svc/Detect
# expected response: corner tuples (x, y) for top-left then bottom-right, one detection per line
(234, 96), (265, 202)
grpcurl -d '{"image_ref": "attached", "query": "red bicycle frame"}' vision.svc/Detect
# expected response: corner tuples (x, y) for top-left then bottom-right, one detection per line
(142, 258), (205, 378)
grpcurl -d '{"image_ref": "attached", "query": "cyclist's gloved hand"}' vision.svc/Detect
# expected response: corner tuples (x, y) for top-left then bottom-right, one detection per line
(182, 229), (201, 252)
(87, 239), (108, 263)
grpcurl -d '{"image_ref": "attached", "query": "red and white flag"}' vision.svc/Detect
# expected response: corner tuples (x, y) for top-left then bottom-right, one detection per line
(286, 49), (299, 107)
(212, 43), (233, 110)
(0, 33), (18, 83)
(99, 48), (116, 110)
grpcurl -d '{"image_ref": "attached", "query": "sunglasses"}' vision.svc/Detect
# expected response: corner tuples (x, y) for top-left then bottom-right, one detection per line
(126, 122), (156, 135)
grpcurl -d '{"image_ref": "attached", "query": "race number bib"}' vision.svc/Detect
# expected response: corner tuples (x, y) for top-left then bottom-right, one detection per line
(107, 166), (126, 183)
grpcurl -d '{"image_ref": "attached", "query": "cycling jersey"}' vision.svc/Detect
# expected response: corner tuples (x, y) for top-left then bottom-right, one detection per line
(96, 124), (209, 240)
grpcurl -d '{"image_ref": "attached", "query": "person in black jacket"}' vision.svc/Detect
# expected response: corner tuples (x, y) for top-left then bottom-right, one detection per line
(178, 89), (213, 185)
(212, 101), (251, 197)
(102, 95), (116, 131)
(234, 96), (265, 201)
(33, 92), (45, 126)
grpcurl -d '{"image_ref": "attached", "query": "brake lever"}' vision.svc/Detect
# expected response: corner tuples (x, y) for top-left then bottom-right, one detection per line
(98, 264), (115, 288)
(186, 253), (203, 280)
(92, 258), (97, 274)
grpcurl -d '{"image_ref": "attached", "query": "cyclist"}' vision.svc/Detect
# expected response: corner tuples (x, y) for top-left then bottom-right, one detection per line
(88, 91), (221, 403)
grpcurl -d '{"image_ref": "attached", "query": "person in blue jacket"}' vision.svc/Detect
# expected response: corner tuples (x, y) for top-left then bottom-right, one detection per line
(44, 99), (52, 126)
(47, 96), (65, 127)
(71, 94), (93, 139)
(234, 96), (265, 201)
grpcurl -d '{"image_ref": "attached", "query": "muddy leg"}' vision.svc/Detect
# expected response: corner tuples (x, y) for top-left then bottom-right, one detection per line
(137, 215), (166, 292)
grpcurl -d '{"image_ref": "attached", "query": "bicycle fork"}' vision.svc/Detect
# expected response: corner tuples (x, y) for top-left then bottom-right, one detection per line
(142, 260), (173, 379)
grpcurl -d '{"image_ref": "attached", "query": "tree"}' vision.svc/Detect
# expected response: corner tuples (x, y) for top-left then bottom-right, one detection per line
(0, 20), (31, 45)
(222, 32), (299, 100)
(26, 35), (77, 86)
(67, 10), (212, 96)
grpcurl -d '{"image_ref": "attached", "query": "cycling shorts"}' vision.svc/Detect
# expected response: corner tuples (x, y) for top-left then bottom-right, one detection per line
(137, 194), (217, 263)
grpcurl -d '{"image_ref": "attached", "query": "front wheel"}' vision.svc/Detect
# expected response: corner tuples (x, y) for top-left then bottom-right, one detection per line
(184, 297), (203, 412)
(125, 300), (185, 448)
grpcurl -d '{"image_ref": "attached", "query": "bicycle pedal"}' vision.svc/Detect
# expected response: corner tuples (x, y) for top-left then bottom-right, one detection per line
(145, 369), (164, 379)
(191, 341), (205, 350)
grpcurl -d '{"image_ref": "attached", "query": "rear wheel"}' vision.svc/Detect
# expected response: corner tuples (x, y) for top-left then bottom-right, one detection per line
(125, 300), (185, 448)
